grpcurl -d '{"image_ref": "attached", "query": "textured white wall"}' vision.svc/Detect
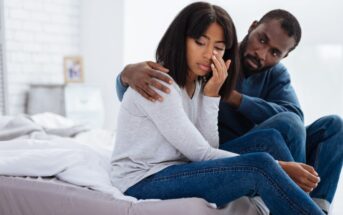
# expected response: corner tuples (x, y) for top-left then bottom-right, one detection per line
(80, 0), (124, 130)
(4, 0), (81, 114)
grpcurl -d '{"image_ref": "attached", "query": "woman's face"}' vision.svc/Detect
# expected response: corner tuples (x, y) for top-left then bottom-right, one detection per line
(186, 22), (226, 80)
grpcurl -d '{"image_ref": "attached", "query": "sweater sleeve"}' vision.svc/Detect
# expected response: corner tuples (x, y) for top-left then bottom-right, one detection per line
(115, 73), (128, 102)
(133, 81), (238, 162)
(237, 66), (303, 123)
(195, 95), (220, 148)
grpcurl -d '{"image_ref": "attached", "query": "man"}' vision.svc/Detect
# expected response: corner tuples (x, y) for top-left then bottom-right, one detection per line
(116, 9), (342, 214)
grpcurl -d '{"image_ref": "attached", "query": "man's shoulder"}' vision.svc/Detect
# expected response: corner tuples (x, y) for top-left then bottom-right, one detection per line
(265, 63), (288, 74)
(263, 63), (290, 81)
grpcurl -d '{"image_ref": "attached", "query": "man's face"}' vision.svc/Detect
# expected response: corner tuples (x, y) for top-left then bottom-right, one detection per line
(241, 19), (296, 73)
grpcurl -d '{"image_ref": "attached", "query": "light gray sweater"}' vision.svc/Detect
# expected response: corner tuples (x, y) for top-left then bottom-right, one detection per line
(111, 77), (238, 192)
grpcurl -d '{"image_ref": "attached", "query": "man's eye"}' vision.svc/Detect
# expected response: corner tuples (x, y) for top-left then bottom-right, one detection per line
(271, 50), (280, 57)
(260, 38), (266, 44)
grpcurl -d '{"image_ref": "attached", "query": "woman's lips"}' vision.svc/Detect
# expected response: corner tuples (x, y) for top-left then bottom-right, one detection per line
(198, 63), (210, 72)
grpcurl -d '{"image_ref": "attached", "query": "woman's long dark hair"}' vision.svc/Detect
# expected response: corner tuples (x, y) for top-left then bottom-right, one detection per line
(156, 2), (239, 99)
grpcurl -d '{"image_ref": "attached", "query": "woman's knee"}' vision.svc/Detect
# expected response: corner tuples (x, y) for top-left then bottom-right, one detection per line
(240, 152), (277, 169)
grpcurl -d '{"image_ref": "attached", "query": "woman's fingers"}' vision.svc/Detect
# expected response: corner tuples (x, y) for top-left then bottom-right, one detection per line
(298, 183), (314, 193)
(211, 63), (219, 80)
(300, 164), (320, 183)
(212, 54), (224, 79)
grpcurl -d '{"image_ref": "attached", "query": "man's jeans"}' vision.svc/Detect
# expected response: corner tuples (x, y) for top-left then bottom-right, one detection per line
(223, 112), (343, 212)
(125, 150), (324, 215)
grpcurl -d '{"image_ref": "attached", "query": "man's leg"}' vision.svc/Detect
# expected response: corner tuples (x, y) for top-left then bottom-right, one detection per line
(251, 112), (306, 163)
(220, 128), (294, 162)
(306, 115), (343, 213)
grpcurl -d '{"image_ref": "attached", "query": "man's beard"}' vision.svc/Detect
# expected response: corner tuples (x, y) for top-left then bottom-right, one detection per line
(240, 35), (270, 75)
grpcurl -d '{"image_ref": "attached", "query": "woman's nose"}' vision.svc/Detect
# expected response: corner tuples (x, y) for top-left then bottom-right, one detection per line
(203, 46), (213, 60)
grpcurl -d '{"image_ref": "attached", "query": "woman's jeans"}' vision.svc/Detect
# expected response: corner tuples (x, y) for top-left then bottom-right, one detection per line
(125, 129), (324, 215)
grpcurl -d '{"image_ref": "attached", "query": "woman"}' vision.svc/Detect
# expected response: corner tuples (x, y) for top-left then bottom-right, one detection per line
(111, 2), (324, 214)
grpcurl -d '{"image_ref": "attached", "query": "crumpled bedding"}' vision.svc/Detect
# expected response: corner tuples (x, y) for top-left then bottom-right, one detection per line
(0, 113), (269, 214)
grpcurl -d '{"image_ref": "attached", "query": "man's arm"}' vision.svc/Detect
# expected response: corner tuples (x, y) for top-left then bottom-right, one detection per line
(224, 65), (304, 124)
(116, 74), (128, 101)
(115, 61), (173, 102)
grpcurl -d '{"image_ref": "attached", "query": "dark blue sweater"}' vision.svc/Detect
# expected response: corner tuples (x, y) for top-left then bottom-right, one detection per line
(218, 63), (303, 143)
(116, 63), (303, 144)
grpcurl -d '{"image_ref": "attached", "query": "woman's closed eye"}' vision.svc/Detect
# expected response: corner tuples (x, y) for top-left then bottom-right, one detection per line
(195, 40), (205, 46)
(214, 46), (225, 51)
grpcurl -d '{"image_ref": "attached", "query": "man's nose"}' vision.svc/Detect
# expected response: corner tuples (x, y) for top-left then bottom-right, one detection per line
(256, 48), (267, 62)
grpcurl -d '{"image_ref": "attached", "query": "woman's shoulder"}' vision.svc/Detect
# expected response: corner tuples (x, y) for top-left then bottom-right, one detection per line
(123, 73), (182, 105)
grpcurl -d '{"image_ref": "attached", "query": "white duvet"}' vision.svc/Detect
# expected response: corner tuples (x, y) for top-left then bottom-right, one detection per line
(0, 113), (137, 202)
(0, 135), (137, 202)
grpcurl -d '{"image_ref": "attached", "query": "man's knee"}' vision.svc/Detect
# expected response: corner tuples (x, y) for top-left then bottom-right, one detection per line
(323, 115), (343, 133)
(274, 112), (303, 129)
(262, 112), (305, 136)
(310, 115), (343, 159)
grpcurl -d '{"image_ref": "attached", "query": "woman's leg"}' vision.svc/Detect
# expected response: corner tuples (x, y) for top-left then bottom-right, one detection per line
(125, 152), (324, 215)
(220, 128), (294, 161)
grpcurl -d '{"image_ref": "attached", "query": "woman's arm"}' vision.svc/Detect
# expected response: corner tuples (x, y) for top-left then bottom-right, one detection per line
(195, 95), (220, 148)
(133, 77), (237, 162)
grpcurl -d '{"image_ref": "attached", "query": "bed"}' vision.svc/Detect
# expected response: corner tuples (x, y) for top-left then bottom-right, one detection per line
(0, 113), (268, 215)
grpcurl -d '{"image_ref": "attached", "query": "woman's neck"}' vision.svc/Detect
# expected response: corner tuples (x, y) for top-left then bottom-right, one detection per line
(185, 73), (197, 98)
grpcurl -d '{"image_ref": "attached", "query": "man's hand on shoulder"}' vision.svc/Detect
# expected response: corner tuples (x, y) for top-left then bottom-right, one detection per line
(121, 61), (172, 102)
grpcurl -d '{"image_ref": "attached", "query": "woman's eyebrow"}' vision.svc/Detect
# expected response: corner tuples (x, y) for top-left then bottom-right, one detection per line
(202, 34), (225, 44)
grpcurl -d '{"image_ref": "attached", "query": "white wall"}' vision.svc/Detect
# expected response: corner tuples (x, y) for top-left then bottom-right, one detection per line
(123, 0), (191, 65)
(123, 0), (343, 125)
(4, 0), (81, 114)
(80, 0), (124, 129)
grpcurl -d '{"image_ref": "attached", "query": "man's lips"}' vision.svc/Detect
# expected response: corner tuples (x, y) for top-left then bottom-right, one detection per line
(244, 55), (261, 70)
(246, 58), (258, 69)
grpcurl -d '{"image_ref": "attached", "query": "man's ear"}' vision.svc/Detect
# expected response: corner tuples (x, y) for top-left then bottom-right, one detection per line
(248, 21), (259, 34)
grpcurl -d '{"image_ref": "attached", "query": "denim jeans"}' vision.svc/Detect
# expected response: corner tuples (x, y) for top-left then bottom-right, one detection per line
(233, 112), (343, 212)
(125, 152), (323, 215)
(125, 151), (324, 215)
(219, 128), (294, 162)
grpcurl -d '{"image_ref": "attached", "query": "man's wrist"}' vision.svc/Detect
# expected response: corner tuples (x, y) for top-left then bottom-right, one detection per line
(120, 65), (131, 87)
(226, 90), (242, 108)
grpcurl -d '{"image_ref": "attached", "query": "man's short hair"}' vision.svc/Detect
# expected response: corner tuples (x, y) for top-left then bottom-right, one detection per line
(259, 9), (301, 51)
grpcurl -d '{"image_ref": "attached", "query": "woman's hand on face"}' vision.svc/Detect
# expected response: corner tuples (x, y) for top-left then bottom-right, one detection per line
(278, 161), (320, 193)
(203, 51), (230, 97)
